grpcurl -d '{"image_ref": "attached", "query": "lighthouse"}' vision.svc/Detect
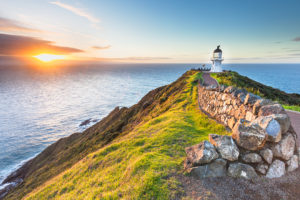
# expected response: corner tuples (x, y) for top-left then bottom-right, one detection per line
(211, 45), (223, 72)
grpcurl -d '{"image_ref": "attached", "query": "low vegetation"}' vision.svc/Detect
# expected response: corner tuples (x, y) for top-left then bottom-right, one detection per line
(6, 70), (299, 200)
(6, 71), (228, 200)
(211, 71), (300, 111)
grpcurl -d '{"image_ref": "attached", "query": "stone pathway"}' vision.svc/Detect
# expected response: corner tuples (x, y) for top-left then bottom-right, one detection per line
(202, 72), (218, 87)
(286, 110), (300, 145)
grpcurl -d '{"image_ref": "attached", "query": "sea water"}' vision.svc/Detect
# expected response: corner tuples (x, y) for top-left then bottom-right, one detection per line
(0, 63), (299, 184)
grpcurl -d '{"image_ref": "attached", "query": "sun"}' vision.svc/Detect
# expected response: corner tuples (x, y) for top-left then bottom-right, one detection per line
(33, 54), (65, 62)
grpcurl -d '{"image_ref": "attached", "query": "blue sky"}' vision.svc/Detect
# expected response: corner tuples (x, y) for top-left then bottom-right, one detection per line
(0, 0), (300, 63)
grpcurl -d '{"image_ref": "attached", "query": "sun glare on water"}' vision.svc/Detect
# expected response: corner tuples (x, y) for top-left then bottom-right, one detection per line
(34, 54), (65, 62)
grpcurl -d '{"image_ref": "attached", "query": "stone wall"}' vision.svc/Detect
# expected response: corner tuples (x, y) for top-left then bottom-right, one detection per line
(184, 84), (299, 179)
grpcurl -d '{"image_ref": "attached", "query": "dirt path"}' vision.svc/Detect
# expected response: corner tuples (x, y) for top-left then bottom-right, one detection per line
(286, 110), (300, 145)
(202, 72), (218, 87)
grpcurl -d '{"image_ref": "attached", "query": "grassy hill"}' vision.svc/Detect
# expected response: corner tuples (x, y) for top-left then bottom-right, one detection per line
(4, 70), (299, 199)
(5, 70), (228, 200)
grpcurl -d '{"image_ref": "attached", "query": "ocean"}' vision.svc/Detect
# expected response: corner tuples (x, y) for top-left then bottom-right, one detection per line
(0, 63), (299, 185)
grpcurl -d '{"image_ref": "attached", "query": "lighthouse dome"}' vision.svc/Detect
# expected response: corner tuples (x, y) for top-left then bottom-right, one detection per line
(213, 45), (222, 53)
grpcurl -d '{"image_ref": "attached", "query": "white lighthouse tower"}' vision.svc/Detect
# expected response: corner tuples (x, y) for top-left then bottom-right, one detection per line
(211, 45), (223, 72)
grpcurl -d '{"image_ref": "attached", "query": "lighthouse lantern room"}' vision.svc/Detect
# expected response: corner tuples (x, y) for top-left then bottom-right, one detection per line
(211, 45), (224, 72)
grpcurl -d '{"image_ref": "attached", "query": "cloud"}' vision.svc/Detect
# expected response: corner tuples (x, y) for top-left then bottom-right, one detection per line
(92, 45), (111, 50)
(0, 17), (41, 32)
(116, 56), (172, 61)
(0, 33), (84, 56)
(292, 37), (300, 42)
(51, 1), (100, 23)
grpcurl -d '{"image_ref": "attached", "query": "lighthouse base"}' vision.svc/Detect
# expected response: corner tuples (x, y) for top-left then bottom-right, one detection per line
(211, 60), (222, 72)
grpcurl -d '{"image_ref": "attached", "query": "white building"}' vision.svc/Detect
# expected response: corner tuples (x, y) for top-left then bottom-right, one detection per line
(211, 45), (223, 72)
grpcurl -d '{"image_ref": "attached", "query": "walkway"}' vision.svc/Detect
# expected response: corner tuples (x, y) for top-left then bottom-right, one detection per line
(286, 110), (300, 145)
(202, 72), (218, 87)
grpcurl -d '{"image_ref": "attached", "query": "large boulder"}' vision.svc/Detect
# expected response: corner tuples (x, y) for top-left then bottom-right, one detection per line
(185, 141), (219, 166)
(260, 148), (273, 164)
(241, 153), (262, 163)
(244, 93), (261, 105)
(287, 155), (299, 172)
(270, 114), (291, 134)
(252, 116), (281, 142)
(232, 119), (267, 150)
(266, 160), (285, 178)
(209, 134), (239, 161)
(227, 163), (258, 179)
(256, 163), (269, 175)
(272, 134), (295, 160)
(258, 104), (284, 117)
(187, 158), (227, 178)
(253, 99), (273, 115)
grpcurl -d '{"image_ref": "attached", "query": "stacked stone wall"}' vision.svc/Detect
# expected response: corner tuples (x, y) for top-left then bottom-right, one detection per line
(184, 84), (299, 179)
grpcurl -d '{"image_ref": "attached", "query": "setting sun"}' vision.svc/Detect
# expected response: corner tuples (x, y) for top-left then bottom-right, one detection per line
(33, 54), (65, 62)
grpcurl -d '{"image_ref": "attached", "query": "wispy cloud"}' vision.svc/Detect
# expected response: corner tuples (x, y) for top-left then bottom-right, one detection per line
(92, 45), (111, 50)
(50, 1), (100, 23)
(116, 56), (172, 61)
(0, 17), (41, 33)
(292, 37), (300, 42)
(0, 33), (84, 56)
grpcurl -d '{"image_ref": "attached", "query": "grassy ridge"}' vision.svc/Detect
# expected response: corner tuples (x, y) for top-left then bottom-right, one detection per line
(211, 71), (300, 111)
(20, 71), (229, 199)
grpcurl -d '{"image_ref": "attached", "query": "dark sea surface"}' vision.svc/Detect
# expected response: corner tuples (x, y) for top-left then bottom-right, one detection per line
(0, 63), (299, 185)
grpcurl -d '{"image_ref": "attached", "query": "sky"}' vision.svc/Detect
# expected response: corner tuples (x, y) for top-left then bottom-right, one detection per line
(0, 0), (300, 63)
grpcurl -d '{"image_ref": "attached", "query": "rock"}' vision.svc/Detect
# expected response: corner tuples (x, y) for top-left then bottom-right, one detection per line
(238, 92), (247, 104)
(232, 119), (267, 150)
(244, 93), (261, 105)
(188, 159), (227, 178)
(205, 85), (218, 90)
(228, 117), (236, 129)
(228, 163), (258, 179)
(272, 134), (295, 160)
(242, 153), (262, 163)
(258, 104), (284, 117)
(260, 148), (273, 164)
(183, 158), (193, 169)
(256, 163), (269, 175)
(270, 114), (291, 134)
(232, 89), (247, 98)
(219, 85), (227, 92)
(79, 118), (92, 126)
(252, 116), (281, 142)
(221, 93), (228, 101)
(185, 141), (219, 166)
(266, 160), (285, 178)
(287, 155), (299, 172)
(252, 99), (273, 115)
(224, 86), (236, 94)
(209, 134), (239, 161)
(245, 111), (255, 122)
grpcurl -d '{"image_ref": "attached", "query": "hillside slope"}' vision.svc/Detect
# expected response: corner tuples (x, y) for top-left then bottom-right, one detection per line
(4, 70), (300, 199)
(4, 70), (228, 199)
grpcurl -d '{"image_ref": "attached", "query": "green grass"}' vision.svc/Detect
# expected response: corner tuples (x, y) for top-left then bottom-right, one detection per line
(22, 71), (228, 200)
(283, 105), (300, 112)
